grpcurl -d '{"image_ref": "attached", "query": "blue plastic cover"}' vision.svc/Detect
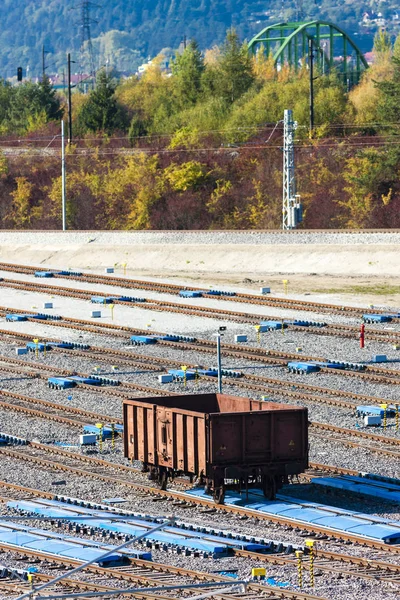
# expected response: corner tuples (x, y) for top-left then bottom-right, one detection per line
(91, 296), (117, 304)
(363, 314), (391, 323)
(48, 378), (76, 388)
(34, 271), (54, 278)
(6, 314), (28, 321)
(184, 489), (400, 544)
(179, 290), (203, 298)
(0, 521), (150, 562)
(7, 500), (264, 555)
(168, 369), (196, 380)
(287, 362), (320, 373)
(260, 321), (287, 330)
(130, 336), (157, 344)
(68, 376), (102, 386)
(312, 476), (400, 504)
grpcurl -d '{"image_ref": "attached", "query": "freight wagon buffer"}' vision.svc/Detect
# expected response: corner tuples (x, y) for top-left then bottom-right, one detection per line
(124, 394), (308, 504)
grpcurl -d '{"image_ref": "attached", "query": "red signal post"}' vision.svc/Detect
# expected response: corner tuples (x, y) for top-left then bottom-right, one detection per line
(360, 323), (365, 348)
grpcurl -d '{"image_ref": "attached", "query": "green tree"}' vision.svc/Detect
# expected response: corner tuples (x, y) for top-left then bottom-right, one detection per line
(207, 29), (255, 104)
(376, 57), (400, 124)
(172, 40), (205, 106)
(77, 70), (126, 134)
(373, 29), (392, 56)
(4, 77), (62, 134)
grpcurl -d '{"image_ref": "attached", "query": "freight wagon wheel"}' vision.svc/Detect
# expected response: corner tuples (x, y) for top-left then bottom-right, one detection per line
(158, 470), (168, 491)
(213, 486), (225, 504)
(262, 476), (277, 500)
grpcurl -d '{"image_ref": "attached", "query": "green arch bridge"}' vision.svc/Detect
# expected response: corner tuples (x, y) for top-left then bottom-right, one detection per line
(248, 21), (368, 84)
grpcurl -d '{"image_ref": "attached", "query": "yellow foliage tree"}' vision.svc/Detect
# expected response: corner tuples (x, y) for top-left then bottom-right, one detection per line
(101, 153), (163, 229)
(164, 161), (205, 191)
(9, 177), (41, 227)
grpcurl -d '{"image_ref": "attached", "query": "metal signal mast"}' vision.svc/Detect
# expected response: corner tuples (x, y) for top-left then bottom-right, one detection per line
(282, 109), (302, 230)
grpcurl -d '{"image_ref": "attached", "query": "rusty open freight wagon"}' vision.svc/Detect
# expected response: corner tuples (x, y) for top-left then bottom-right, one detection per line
(123, 393), (308, 503)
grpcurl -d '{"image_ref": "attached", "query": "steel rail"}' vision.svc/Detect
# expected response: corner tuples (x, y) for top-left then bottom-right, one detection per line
(1, 480), (399, 589)
(1, 448), (399, 554)
(0, 260), (396, 318)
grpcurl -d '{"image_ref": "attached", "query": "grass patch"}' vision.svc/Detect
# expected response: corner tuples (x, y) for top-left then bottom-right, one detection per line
(312, 284), (400, 295)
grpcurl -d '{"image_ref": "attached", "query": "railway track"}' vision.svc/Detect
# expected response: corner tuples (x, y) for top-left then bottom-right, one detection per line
(1, 480), (400, 591)
(0, 260), (397, 318)
(2, 311), (400, 395)
(0, 347), (399, 446)
(0, 275), (399, 333)
(0, 323), (397, 418)
(1, 445), (399, 555)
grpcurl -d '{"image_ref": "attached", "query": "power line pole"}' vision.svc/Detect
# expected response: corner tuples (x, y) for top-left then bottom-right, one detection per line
(308, 38), (315, 136)
(282, 109), (302, 230)
(61, 120), (67, 231)
(42, 45), (49, 80)
(74, 0), (98, 86)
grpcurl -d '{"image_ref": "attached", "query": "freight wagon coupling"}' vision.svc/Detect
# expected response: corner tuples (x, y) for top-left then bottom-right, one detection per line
(123, 393), (308, 504)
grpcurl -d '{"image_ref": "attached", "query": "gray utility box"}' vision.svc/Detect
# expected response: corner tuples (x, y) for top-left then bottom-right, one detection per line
(260, 287), (271, 294)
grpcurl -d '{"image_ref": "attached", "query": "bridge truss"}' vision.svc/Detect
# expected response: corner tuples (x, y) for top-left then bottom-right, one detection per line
(248, 21), (368, 84)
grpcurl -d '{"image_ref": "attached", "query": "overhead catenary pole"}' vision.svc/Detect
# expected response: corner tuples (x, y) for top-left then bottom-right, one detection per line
(61, 120), (67, 231)
(67, 53), (73, 144)
(282, 109), (301, 230)
(14, 517), (174, 600)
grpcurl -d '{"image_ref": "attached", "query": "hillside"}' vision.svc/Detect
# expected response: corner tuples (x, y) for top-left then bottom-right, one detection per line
(0, 0), (393, 78)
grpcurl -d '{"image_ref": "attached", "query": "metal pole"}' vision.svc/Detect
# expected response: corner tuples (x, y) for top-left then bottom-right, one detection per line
(35, 581), (248, 600)
(14, 518), (174, 600)
(68, 53), (73, 145)
(282, 110), (296, 230)
(309, 38), (314, 136)
(61, 120), (67, 231)
(42, 45), (45, 80)
(217, 333), (222, 393)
